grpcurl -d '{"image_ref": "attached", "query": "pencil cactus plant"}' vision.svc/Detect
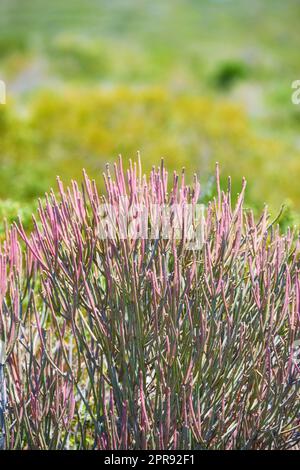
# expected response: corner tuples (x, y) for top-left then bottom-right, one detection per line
(0, 157), (300, 449)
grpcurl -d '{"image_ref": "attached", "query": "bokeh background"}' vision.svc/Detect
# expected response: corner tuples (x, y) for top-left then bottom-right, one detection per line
(1, 0), (300, 232)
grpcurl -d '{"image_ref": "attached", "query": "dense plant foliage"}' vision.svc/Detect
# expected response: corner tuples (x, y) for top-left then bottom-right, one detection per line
(0, 159), (300, 450)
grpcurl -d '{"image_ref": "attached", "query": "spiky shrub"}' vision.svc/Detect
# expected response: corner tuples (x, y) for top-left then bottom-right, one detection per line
(1, 158), (300, 450)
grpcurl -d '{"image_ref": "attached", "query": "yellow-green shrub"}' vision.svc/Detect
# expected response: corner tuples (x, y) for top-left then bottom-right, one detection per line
(1, 87), (300, 215)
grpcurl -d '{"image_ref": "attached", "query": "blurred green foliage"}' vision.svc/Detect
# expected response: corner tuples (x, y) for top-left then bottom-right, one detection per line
(0, 0), (300, 226)
(212, 61), (249, 90)
(0, 199), (35, 239)
(1, 87), (300, 216)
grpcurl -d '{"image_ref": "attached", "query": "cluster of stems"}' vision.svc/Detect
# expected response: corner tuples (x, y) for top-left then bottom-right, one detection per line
(0, 157), (300, 449)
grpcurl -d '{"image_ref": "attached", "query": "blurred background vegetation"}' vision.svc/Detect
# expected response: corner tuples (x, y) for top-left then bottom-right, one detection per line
(0, 0), (300, 234)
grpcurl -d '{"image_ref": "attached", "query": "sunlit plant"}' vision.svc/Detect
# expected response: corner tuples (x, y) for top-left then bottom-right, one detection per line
(0, 158), (300, 449)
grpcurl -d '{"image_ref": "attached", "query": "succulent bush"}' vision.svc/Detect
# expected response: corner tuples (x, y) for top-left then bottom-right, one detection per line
(0, 158), (300, 450)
